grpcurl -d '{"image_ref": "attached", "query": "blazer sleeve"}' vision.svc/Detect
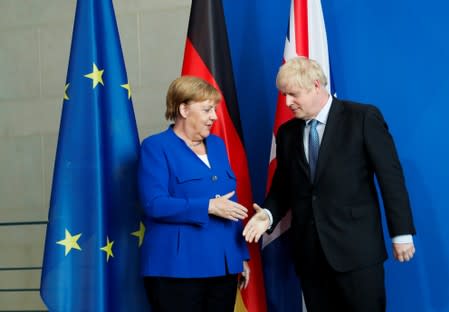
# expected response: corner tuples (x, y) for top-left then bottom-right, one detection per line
(138, 138), (209, 226)
(363, 106), (416, 236)
(264, 125), (292, 231)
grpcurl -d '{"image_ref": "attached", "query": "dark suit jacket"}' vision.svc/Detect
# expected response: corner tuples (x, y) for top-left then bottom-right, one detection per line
(265, 97), (416, 272)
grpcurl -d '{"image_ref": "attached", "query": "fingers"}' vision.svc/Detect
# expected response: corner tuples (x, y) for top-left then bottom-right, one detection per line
(224, 202), (248, 221)
(242, 220), (265, 243)
(221, 192), (248, 220)
(242, 220), (251, 237)
(254, 231), (264, 243)
(253, 203), (263, 213)
(238, 274), (247, 290)
(393, 243), (416, 262)
(233, 206), (248, 220)
(222, 190), (235, 199)
(239, 261), (250, 289)
(243, 221), (257, 242)
(400, 248), (415, 262)
(227, 215), (239, 222)
(245, 233), (258, 243)
(233, 202), (248, 215)
(209, 192), (248, 221)
(242, 277), (249, 289)
(244, 269), (250, 288)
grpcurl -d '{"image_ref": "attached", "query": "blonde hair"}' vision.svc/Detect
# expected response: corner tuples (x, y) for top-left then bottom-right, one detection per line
(276, 57), (328, 92)
(165, 76), (221, 121)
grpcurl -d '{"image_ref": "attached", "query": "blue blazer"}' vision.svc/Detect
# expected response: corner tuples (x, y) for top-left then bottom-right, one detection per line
(138, 126), (249, 278)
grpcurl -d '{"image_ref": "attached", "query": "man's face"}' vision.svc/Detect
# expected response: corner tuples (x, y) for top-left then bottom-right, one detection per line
(283, 84), (320, 120)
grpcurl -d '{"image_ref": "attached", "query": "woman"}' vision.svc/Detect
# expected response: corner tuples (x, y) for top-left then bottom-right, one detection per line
(138, 76), (250, 312)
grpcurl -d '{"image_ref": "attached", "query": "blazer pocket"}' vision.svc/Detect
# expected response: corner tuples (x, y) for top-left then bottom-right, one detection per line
(175, 173), (204, 184)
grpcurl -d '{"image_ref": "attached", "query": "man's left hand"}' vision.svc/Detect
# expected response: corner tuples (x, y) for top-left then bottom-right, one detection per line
(393, 242), (415, 262)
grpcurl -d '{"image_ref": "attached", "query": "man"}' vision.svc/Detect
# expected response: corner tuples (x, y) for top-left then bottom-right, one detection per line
(243, 57), (416, 311)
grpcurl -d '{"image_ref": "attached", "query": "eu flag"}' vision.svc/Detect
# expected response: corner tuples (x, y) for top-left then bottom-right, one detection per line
(40, 0), (148, 311)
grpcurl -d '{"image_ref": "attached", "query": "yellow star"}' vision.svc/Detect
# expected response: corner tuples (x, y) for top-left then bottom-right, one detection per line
(64, 83), (70, 100)
(100, 236), (114, 262)
(131, 222), (145, 247)
(84, 63), (104, 88)
(121, 83), (132, 99)
(56, 229), (82, 256)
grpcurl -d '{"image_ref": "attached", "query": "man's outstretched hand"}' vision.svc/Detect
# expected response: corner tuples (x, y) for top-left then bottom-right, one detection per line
(242, 204), (270, 243)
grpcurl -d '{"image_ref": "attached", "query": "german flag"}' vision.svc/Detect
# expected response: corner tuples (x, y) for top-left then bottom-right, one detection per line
(181, 1), (267, 311)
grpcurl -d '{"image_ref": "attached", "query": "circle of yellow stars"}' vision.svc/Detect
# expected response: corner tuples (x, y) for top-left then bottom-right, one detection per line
(57, 62), (139, 262)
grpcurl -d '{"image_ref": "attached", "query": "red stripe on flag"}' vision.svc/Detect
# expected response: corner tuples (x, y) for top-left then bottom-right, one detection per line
(182, 39), (252, 208)
(182, 38), (267, 312)
(294, 0), (309, 56)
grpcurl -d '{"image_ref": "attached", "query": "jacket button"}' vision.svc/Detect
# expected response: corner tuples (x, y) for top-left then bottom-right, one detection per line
(211, 175), (218, 182)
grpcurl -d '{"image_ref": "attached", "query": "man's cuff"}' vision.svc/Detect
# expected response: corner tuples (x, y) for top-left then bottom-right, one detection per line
(392, 234), (413, 244)
(263, 208), (273, 229)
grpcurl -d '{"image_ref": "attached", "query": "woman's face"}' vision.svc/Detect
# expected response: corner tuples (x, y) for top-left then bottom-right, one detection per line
(181, 99), (218, 140)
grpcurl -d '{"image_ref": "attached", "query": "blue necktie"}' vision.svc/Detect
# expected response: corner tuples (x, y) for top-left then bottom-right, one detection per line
(308, 119), (320, 181)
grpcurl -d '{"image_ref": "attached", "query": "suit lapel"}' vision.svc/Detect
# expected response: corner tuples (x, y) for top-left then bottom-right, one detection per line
(315, 98), (344, 183)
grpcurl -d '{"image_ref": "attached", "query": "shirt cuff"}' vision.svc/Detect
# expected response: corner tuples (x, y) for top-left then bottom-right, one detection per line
(263, 208), (273, 229)
(392, 234), (413, 244)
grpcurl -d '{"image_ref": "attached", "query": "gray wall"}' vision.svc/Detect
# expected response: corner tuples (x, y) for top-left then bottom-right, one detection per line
(0, 0), (190, 309)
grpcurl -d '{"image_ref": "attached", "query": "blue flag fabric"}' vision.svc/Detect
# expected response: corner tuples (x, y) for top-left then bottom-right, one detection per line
(40, 0), (148, 311)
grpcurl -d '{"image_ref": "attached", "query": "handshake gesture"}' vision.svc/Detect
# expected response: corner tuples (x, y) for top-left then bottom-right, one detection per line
(209, 193), (270, 243)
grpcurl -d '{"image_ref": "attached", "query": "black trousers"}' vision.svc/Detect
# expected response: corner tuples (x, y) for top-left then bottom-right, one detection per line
(144, 274), (238, 312)
(297, 223), (386, 312)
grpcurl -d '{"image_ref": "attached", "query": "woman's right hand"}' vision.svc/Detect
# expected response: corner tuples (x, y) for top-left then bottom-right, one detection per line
(208, 191), (248, 221)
